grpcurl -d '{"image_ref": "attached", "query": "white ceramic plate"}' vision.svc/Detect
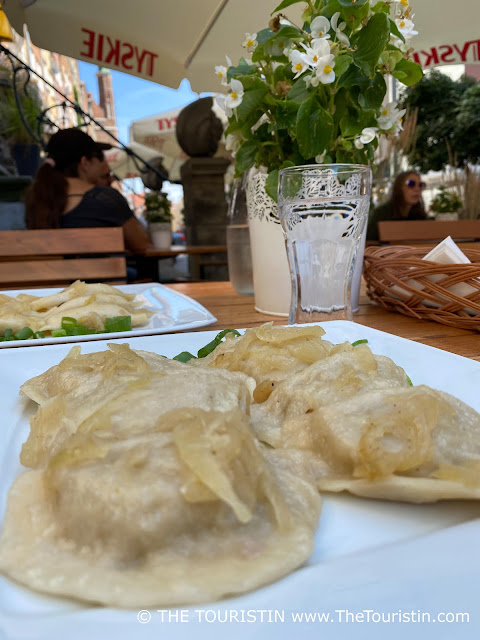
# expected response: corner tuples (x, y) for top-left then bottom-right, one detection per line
(1, 322), (479, 640)
(0, 283), (217, 348)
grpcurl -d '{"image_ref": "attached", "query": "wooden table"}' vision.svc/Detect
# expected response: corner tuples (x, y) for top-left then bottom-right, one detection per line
(167, 280), (480, 362)
(130, 245), (228, 281)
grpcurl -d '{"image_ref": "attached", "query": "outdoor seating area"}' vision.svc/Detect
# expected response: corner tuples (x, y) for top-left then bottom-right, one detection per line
(1, 1), (480, 638)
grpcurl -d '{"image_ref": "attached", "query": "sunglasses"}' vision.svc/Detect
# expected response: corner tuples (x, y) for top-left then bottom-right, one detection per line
(406, 179), (426, 189)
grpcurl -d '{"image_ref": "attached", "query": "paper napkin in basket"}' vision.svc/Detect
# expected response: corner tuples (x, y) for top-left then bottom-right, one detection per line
(392, 236), (477, 308)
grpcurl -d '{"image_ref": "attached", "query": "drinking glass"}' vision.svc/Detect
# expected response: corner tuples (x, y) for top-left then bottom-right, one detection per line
(277, 164), (372, 324)
(226, 173), (254, 295)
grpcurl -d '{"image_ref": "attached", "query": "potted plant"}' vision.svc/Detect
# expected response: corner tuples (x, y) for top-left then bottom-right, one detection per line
(431, 186), (463, 220)
(144, 191), (173, 249)
(0, 72), (44, 176)
(214, 0), (423, 314)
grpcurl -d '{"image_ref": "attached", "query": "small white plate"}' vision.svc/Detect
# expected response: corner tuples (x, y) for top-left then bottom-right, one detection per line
(1, 322), (480, 640)
(0, 283), (217, 348)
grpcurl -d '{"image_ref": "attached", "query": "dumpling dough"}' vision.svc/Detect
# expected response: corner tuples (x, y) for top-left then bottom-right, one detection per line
(0, 407), (321, 607)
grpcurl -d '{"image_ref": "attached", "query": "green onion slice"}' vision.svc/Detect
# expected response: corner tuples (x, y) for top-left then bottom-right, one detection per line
(351, 339), (368, 347)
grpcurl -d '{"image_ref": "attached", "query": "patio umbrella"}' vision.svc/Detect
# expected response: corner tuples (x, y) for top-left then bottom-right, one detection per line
(103, 140), (185, 183)
(4, 0), (479, 92)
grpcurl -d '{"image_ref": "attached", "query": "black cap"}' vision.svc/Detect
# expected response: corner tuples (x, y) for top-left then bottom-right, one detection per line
(46, 128), (112, 170)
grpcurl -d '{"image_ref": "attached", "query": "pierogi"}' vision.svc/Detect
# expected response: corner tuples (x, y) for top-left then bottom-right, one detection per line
(0, 280), (152, 336)
(0, 344), (321, 607)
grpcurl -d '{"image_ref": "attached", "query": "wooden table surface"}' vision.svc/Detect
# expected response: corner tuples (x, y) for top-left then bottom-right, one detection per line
(167, 280), (480, 362)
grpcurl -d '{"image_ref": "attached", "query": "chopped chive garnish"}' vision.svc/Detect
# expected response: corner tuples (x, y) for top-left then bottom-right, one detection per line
(406, 375), (413, 386)
(13, 327), (35, 340)
(1, 315), (134, 341)
(352, 339), (368, 347)
(103, 316), (132, 333)
(173, 351), (196, 363)
(197, 329), (241, 359)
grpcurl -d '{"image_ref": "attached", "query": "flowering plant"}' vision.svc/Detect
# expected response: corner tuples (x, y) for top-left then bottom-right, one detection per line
(215, 0), (423, 200)
(431, 187), (463, 215)
(144, 191), (172, 224)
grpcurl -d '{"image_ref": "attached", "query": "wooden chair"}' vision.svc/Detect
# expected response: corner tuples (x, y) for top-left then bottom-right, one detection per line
(377, 220), (480, 245)
(0, 228), (127, 289)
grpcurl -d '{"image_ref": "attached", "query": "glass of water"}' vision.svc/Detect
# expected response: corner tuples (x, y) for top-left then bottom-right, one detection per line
(277, 164), (372, 325)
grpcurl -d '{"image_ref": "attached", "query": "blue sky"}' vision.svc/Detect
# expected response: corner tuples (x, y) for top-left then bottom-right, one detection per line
(78, 61), (200, 145)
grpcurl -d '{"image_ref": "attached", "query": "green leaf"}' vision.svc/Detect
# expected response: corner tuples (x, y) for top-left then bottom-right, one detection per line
(392, 58), (424, 86)
(235, 139), (258, 174)
(227, 58), (256, 81)
(296, 97), (334, 159)
(272, 0), (304, 13)
(334, 54), (352, 81)
(275, 99), (299, 131)
(388, 17), (405, 42)
(371, 1), (390, 13)
(339, 0), (368, 6)
(236, 87), (269, 121)
(287, 76), (311, 104)
(364, 73), (387, 110)
(265, 169), (280, 202)
(351, 12), (389, 78)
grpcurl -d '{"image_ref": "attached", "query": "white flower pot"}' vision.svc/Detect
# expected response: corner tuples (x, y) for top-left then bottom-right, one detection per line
(246, 172), (291, 316)
(149, 222), (171, 249)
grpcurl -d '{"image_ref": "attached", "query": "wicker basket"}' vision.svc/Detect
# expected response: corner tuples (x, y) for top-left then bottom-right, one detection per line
(363, 245), (480, 330)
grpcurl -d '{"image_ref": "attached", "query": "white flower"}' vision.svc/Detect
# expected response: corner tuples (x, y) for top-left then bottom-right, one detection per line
(314, 54), (336, 85)
(242, 32), (258, 53)
(214, 93), (230, 117)
(377, 102), (406, 131)
(251, 113), (270, 133)
(354, 127), (377, 149)
(315, 150), (327, 163)
(302, 38), (331, 69)
(214, 65), (228, 86)
(395, 17), (418, 38)
(225, 78), (244, 114)
(331, 12), (350, 47)
(310, 16), (331, 40)
(289, 49), (309, 78)
(225, 132), (243, 155)
(390, 34), (409, 53)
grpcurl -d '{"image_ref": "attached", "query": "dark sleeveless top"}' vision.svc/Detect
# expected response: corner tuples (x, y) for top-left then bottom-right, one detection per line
(61, 186), (133, 228)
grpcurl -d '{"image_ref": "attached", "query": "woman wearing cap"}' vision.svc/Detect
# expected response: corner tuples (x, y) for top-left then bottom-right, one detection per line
(367, 170), (427, 242)
(25, 128), (150, 252)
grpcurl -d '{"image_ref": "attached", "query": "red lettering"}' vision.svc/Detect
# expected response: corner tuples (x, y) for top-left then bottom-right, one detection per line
(135, 47), (157, 77)
(80, 28), (95, 59)
(135, 47), (148, 75)
(416, 47), (440, 68)
(439, 45), (455, 64)
(104, 37), (121, 66)
(121, 43), (134, 69)
(144, 51), (158, 77)
(97, 33), (104, 61)
(80, 28), (157, 76)
(413, 51), (420, 65)
(453, 41), (471, 62)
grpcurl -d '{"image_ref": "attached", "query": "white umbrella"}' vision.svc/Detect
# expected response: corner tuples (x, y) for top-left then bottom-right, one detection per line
(129, 107), (189, 174)
(5, 0), (479, 92)
(104, 140), (185, 183)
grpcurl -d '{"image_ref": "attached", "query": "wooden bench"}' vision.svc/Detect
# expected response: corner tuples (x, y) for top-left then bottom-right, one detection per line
(378, 220), (480, 244)
(0, 227), (127, 289)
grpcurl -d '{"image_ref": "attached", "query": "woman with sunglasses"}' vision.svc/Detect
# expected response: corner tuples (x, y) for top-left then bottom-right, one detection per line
(367, 170), (427, 242)
(25, 128), (150, 253)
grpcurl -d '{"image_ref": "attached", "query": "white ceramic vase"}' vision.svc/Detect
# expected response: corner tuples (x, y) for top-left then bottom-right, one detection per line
(149, 222), (171, 249)
(246, 171), (291, 316)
